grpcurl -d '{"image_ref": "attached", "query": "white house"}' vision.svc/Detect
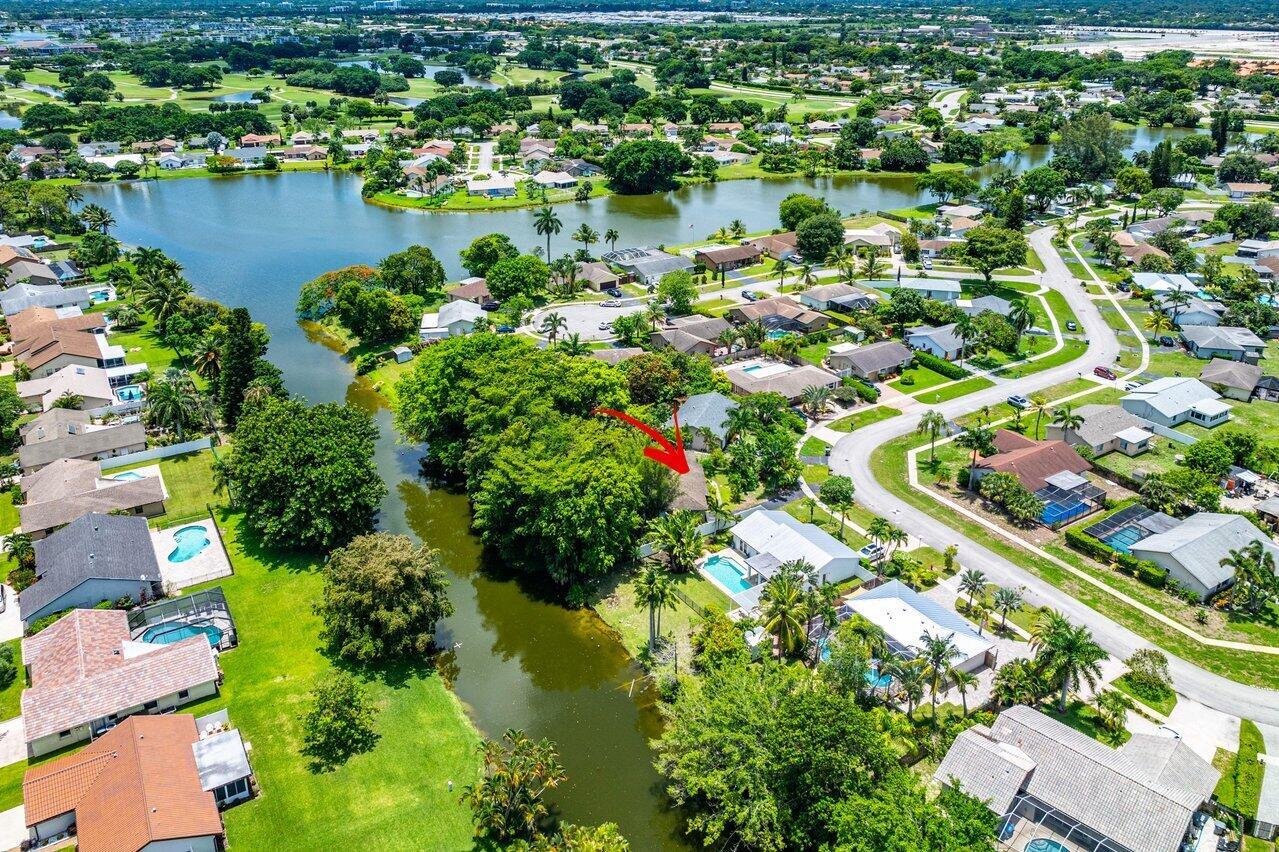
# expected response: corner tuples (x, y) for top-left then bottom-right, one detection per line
(869, 277), (961, 303)
(730, 509), (864, 586)
(1130, 512), (1279, 600)
(840, 580), (994, 673)
(419, 300), (485, 341)
(906, 323), (964, 360)
(1120, 377), (1230, 429)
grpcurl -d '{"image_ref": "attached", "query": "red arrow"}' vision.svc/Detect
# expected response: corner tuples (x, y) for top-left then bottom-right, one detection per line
(594, 406), (690, 475)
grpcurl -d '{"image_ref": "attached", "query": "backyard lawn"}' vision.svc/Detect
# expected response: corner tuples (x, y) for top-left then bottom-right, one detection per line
(1177, 398), (1279, 440)
(200, 512), (481, 851)
(114, 448), (220, 525)
(889, 365), (951, 394)
(0, 491), (17, 536)
(0, 638), (24, 721)
(592, 569), (732, 658)
(1214, 720), (1266, 819)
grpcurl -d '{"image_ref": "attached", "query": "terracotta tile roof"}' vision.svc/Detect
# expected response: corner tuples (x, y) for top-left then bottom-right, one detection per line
(24, 715), (224, 852)
(7, 307), (104, 344)
(0, 244), (39, 268)
(22, 609), (219, 744)
(15, 329), (103, 371)
(977, 429), (1091, 492)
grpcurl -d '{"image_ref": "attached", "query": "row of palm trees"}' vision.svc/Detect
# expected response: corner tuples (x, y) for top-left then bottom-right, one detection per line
(533, 205), (620, 259)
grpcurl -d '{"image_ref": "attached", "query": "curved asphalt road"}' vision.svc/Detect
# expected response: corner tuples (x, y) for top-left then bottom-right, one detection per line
(828, 226), (1279, 724)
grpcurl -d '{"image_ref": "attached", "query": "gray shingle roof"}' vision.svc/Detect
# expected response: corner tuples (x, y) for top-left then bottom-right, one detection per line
(1181, 325), (1265, 352)
(671, 392), (738, 440)
(937, 705), (1217, 852)
(1069, 404), (1145, 446)
(829, 340), (912, 374)
(1130, 512), (1279, 590)
(18, 420), (145, 470)
(907, 322), (963, 353)
(21, 513), (161, 617)
(1200, 358), (1262, 392)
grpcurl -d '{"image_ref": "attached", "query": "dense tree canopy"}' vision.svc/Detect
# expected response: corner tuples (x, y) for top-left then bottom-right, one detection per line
(603, 140), (691, 194)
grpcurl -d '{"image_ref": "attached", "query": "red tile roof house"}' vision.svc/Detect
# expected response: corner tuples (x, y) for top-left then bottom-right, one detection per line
(23, 715), (227, 852)
(971, 430), (1091, 492)
(21, 609), (220, 758)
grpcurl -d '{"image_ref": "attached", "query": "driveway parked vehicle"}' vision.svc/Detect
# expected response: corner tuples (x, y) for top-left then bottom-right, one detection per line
(1007, 394), (1030, 409)
(1094, 366), (1117, 381)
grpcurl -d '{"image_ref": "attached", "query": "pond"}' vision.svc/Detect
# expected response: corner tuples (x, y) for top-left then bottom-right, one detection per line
(0, 111), (21, 130)
(212, 91), (259, 104)
(81, 124), (1196, 845)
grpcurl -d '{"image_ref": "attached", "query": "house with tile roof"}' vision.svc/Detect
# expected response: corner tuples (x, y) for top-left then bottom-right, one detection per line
(935, 705), (1218, 852)
(21, 609), (220, 757)
(15, 365), (118, 412)
(6, 305), (105, 343)
(971, 430), (1091, 493)
(23, 714), (235, 851)
(726, 296), (829, 333)
(20, 513), (162, 626)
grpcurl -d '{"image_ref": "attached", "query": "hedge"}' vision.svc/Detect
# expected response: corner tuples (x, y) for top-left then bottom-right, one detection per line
(843, 376), (879, 402)
(912, 350), (970, 380)
(1064, 527), (1167, 588)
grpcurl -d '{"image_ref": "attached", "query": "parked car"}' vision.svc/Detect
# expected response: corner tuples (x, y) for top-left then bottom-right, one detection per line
(1094, 366), (1117, 381)
(922, 258), (934, 270)
(1123, 380), (1143, 391)
(1065, 321), (1078, 332)
(496, 325), (515, 334)
(480, 301), (500, 311)
(600, 299), (622, 307)
(741, 290), (759, 301)
(1007, 394), (1030, 409)
(858, 542), (886, 564)
(604, 287), (622, 298)
(598, 321), (614, 330)
(1158, 335), (1176, 347)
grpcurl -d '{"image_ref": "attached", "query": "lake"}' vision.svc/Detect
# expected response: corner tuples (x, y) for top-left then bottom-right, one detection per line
(82, 124), (1193, 845)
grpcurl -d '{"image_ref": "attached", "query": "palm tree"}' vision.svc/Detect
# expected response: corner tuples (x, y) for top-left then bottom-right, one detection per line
(994, 586), (1024, 631)
(136, 271), (192, 335)
(539, 311), (567, 344)
(729, 218), (746, 238)
(557, 333), (588, 356)
(716, 327), (741, 353)
(955, 425), (994, 491)
(953, 313), (978, 365)
(1095, 690), (1131, 745)
(645, 300), (665, 330)
(843, 613), (889, 661)
(772, 258), (788, 291)
(604, 228), (620, 252)
(63, 184), (83, 205)
(572, 223), (599, 257)
(1164, 288), (1192, 328)
(79, 203), (116, 234)
(1051, 404), (1084, 444)
(760, 562), (808, 659)
(797, 263), (817, 292)
(706, 487), (735, 530)
(190, 338), (221, 381)
(634, 563), (677, 651)
(1032, 611), (1106, 712)
(952, 668), (978, 716)
(147, 375), (197, 441)
(916, 409), (947, 464)
(884, 525), (908, 559)
(1144, 308), (1174, 343)
(867, 516), (894, 549)
(958, 567), (987, 610)
(920, 630), (961, 716)
(647, 511), (703, 573)
(739, 319), (767, 348)
(534, 206), (562, 258)
(1029, 394), (1049, 439)
(800, 384), (831, 419)
(861, 246), (883, 279)
(722, 405), (756, 444)
(3, 533), (34, 570)
(1008, 297), (1033, 352)
(887, 657), (927, 719)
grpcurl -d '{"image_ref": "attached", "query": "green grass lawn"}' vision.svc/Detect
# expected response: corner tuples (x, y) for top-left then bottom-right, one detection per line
(801, 436), (830, 456)
(889, 365), (950, 394)
(1214, 720), (1266, 819)
(103, 312), (184, 377)
(783, 499), (870, 549)
(202, 512), (480, 850)
(830, 405), (902, 432)
(0, 491), (17, 536)
(994, 339), (1089, 379)
(592, 567), (731, 658)
(916, 376), (995, 403)
(799, 338), (840, 367)
(1091, 439), (1180, 481)
(1045, 699), (1130, 746)
(114, 448), (220, 525)
(804, 463), (831, 485)
(1112, 674), (1177, 717)
(0, 638), (25, 721)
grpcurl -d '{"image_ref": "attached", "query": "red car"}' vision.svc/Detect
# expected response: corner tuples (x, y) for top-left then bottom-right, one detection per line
(1093, 366), (1117, 381)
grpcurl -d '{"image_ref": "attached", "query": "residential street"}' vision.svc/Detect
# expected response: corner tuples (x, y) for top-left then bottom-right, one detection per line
(827, 226), (1279, 724)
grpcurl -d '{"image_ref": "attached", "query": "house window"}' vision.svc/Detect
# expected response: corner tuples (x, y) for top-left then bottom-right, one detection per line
(58, 729), (72, 739)
(143, 700), (158, 711)
(178, 689), (189, 700)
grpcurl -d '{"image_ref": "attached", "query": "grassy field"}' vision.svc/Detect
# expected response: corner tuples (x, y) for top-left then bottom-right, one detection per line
(1214, 720), (1266, 819)
(0, 491), (17, 537)
(782, 499), (870, 549)
(916, 376), (995, 403)
(801, 436), (830, 456)
(206, 512), (480, 850)
(97, 310), (184, 377)
(114, 448), (220, 525)
(889, 365), (951, 394)
(830, 405), (902, 432)
(592, 568), (732, 658)
(0, 638), (24, 721)
(1177, 397), (1279, 439)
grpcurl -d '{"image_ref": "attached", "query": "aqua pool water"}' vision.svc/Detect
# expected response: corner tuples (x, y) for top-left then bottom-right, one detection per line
(111, 471), (143, 481)
(142, 621), (223, 646)
(701, 553), (752, 594)
(116, 384), (145, 401)
(167, 525), (212, 563)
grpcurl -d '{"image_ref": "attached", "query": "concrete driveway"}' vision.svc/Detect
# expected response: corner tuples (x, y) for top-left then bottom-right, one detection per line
(530, 300), (638, 341)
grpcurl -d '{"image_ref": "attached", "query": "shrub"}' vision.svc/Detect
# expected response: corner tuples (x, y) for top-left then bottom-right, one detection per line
(843, 377), (879, 402)
(912, 349), (970, 380)
(0, 644), (16, 691)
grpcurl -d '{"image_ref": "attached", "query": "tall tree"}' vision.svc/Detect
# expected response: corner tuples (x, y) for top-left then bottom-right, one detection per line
(217, 307), (257, 430)
(534, 206), (562, 258)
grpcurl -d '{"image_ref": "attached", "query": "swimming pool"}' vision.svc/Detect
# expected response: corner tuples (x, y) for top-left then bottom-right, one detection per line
(90, 289), (110, 303)
(1102, 526), (1144, 554)
(141, 620), (223, 647)
(1024, 839), (1070, 852)
(766, 329), (794, 340)
(741, 362), (793, 379)
(167, 525), (212, 563)
(111, 471), (144, 482)
(701, 553), (752, 594)
(866, 665), (893, 689)
(115, 384), (145, 402)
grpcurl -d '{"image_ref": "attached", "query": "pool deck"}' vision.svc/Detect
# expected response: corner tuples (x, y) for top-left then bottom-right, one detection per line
(153, 516), (233, 593)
